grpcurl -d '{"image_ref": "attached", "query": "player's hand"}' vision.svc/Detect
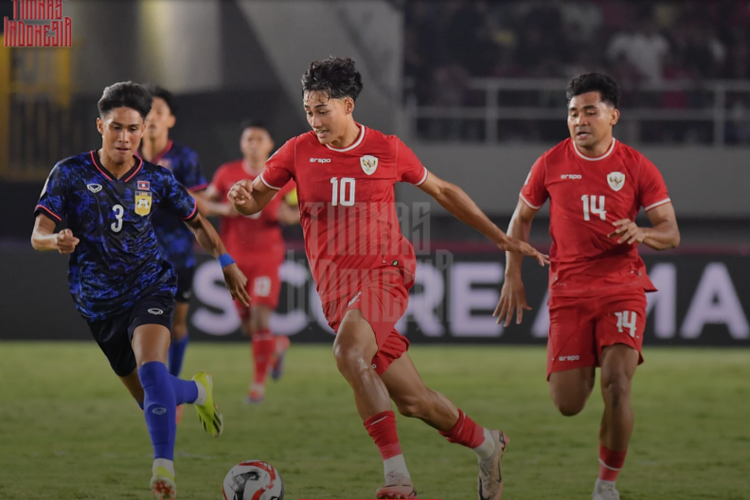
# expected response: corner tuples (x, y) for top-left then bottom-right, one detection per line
(222, 263), (251, 306)
(228, 179), (254, 212)
(608, 219), (646, 245)
(55, 229), (79, 255)
(498, 238), (550, 266)
(494, 275), (531, 326)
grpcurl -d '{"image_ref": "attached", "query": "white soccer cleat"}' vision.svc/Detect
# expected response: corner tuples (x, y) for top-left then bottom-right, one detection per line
(592, 479), (621, 500)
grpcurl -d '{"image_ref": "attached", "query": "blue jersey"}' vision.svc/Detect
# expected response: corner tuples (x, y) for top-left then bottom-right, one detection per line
(144, 141), (207, 270)
(34, 150), (199, 322)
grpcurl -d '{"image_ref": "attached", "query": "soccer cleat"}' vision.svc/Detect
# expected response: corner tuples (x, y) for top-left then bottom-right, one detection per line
(150, 466), (176, 500)
(478, 430), (509, 500)
(592, 479), (621, 500)
(244, 383), (265, 404)
(192, 372), (223, 437)
(270, 336), (290, 381)
(375, 476), (417, 499)
(175, 405), (183, 425)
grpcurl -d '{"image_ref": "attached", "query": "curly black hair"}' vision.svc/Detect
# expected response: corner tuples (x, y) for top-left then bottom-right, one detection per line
(143, 84), (177, 116)
(566, 73), (619, 108)
(301, 56), (363, 101)
(97, 81), (152, 120)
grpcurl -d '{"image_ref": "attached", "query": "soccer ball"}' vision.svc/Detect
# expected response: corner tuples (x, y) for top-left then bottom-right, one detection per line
(222, 460), (284, 500)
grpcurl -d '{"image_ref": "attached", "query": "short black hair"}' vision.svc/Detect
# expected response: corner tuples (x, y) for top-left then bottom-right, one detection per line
(97, 81), (152, 120)
(239, 118), (270, 135)
(143, 84), (177, 116)
(566, 73), (619, 108)
(301, 56), (363, 101)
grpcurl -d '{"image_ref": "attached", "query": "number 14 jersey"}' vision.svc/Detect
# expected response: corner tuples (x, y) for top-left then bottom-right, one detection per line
(521, 138), (671, 297)
(261, 125), (428, 302)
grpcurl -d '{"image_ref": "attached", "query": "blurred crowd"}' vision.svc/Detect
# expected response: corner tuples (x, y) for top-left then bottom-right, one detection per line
(404, 0), (750, 144)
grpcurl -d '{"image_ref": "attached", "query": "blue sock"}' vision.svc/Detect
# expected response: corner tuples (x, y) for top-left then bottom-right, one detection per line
(170, 374), (199, 406)
(168, 334), (189, 377)
(139, 362), (176, 461)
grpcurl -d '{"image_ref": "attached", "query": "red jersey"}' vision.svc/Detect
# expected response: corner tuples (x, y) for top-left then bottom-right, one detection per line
(210, 160), (294, 259)
(520, 138), (671, 297)
(261, 125), (428, 302)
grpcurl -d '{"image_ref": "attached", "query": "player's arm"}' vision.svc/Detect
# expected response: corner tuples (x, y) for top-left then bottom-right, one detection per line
(228, 177), (277, 217)
(193, 188), (237, 218)
(494, 198), (540, 326)
(418, 172), (549, 265)
(609, 202), (680, 250)
(31, 214), (79, 254)
(184, 213), (250, 306)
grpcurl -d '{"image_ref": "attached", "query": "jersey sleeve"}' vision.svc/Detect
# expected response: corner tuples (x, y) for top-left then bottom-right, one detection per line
(34, 163), (67, 222)
(208, 165), (229, 199)
(638, 156), (671, 211)
(160, 170), (198, 221)
(179, 150), (208, 192)
(519, 154), (549, 209)
(261, 138), (295, 190)
(395, 138), (428, 185)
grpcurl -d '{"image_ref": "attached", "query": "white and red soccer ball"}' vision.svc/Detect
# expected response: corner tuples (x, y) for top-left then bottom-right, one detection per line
(223, 460), (284, 500)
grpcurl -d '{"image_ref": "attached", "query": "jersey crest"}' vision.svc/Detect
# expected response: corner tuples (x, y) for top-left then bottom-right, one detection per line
(607, 171), (625, 192)
(135, 191), (152, 216)
(360, 155), (378, 175)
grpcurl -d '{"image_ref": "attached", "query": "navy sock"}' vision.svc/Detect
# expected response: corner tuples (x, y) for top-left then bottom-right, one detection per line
(168, 334), (189, 377)
(139, 362), (176, 461)
(170, 374), (199, 405)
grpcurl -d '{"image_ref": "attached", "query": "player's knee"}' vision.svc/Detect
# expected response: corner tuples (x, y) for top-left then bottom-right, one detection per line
(172, 321), (188, 341)
(602, 374), (631, 408)
(332, 341), (368, 373)
(552, 394), (586, 416)
(394, 393), (431, 419)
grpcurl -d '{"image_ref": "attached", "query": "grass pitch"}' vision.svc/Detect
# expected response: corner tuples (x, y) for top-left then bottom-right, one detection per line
(0, 342), (748, 500)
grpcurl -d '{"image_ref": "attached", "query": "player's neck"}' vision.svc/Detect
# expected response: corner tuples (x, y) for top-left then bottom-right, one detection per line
(141, 135), (170, 161)
(576, 136), (614, 159)
(243, 158), (265, 175)
(329, 122), (361, 149)
(98, 149), (136, 178)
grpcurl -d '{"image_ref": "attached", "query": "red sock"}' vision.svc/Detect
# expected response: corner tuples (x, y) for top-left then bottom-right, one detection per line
(251, 330), (275, 385)
(364, 411), (403, 460)
(438, 409), (485, 448)
(599, 444), (627, 482)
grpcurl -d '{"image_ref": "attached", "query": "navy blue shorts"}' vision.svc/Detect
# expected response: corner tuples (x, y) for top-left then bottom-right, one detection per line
(86, 291), (175, 377)
(174, 266), (195, 303)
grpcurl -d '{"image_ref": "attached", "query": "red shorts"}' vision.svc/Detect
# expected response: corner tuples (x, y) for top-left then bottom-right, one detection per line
(322, 268), (411, 376)
(233, 253), (284, 316)
(546, 289), (647, 378)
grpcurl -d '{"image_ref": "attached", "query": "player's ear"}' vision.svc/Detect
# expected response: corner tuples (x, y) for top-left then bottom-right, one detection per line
(167, 113), (176, 129)
(610, 107), (620, 126)
(96, 117), (103, 135)
(345, 97), (355, 115)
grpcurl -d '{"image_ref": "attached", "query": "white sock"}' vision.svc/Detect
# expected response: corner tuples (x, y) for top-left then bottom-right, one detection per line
(194, 381), (207, 406)
(153, 458), (174, 477)
(383, 454), (410, 482)
(472, 428), (497, 460)
(596, 478), (616, 487)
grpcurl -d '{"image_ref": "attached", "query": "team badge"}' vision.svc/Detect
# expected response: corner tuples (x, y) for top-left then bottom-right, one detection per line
(360, 155), (378, 175)
(135, 191), (152, 216)
(137, 180), (150, 191)
(607, 171), (625, 192)
(158, 158), (172, 170)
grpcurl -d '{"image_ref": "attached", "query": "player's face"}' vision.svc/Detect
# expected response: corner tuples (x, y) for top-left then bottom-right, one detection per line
(240, 127), (274, 162)
(96, 107), (146, 165)
(567, 92), (619, 150)
(145, 97), (175, 140)
(303, 91), (354, 145)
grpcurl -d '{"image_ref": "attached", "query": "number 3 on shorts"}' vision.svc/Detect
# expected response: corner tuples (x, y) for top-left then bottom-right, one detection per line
(614, 310), (637, 337)
(253, 276), (271, 297)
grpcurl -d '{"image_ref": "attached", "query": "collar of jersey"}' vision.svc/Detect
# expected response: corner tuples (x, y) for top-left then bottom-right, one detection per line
(90, 150), (143, 182)
(325, 124), (366, 152)
(138, 139), (173, 166)
(572, 137), (617, 161)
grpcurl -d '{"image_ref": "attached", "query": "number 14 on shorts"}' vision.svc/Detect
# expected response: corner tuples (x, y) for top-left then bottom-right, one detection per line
(614, 310), (637, 337)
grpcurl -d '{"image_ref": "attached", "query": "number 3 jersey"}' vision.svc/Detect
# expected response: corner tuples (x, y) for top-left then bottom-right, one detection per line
(260, 125), (428, 302)
(34, 150), (199, 321)
(521, 138), (671, 297)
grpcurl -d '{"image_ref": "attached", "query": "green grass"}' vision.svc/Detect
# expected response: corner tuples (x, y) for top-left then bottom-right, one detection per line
(0, 343), (749, 500)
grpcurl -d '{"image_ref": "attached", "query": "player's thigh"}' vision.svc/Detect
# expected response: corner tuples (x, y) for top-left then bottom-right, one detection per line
(594, 291), (647, 368)
(87, 315), (138, 378)
(546, 296), (598, 379)
(128, 291), (175, 366)
(548, 366), (596, 414)
(334, 308), (380, 362)
(599, 344), (639, 396)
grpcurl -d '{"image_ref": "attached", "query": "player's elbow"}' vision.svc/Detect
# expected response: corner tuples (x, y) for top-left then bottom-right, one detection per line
(668, 231), (681, 250)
